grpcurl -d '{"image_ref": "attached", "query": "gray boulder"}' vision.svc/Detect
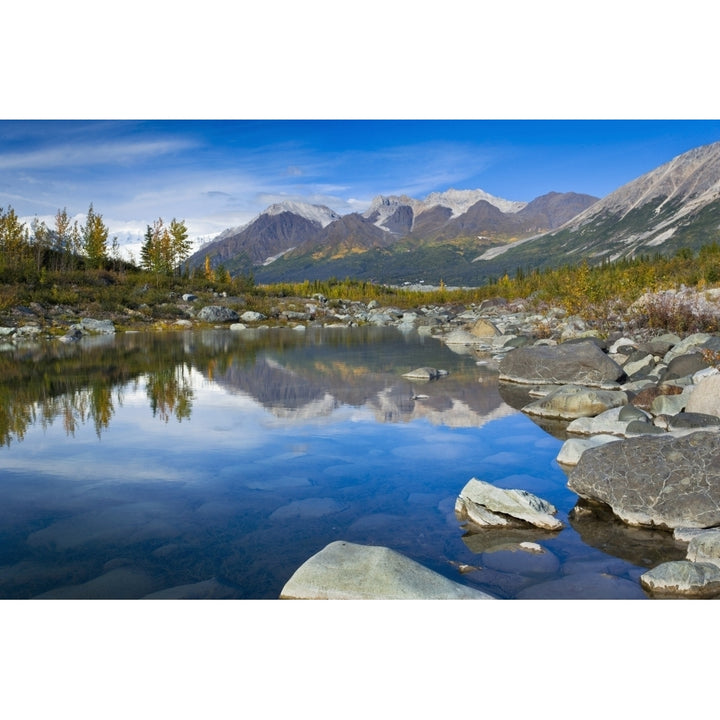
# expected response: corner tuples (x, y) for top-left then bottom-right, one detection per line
(499, 341), (624, 387)
(240, 310), (267, 323)
(556, 435), (620, 466)
(455, 478), (563, 531)
(279, 541), (493, 599)
(198, 305), (240, 323)
(568, 431), (720, 529)
(662, 352), (709, 381)
(403, 367), (443, 380)
(80, 318), (115, 334)
(523, 385), (627, 420)
(686, 529), (720, 567)
(686, 374), (720, 417)
(639, 561), (720, 597)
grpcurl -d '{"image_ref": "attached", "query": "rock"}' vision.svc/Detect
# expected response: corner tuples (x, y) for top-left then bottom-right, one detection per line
(625, 420), (666, 435)
(229, 323), (248, 331)
(618, 404), (650, 422)
(686, 374), (720, 417)
(181, 293), (197, 302)
(80, 318), (115, 334)
(143, 578), (237, 599)
(59, 327), (84, 343)
(568, 431), (720, 529)
(279, 541), (493, 599)
(498, 341), (624, 387)
(455, 478), (563, 531)
(469, 318), (500, 338)
(639, 561), (720, 597)
(522, 385), (627, 420)
(664, 333), (719, 363)
(623, 353), (655, 378)
(516, 572), (647, 599)
(443, 329), (482, 346)
(460, 527), (555, 554)
(686, 529), (720, 567)
(662, 352), (710, 381)
(650, 393), (687, 416)
(403, 367), (442, 380)
(556, 435), (620, 466)
(668, 412), (720, 430)
(198, 305), (240, 323)
(240, 310), (267, 323)
(629, 384), (682, 412)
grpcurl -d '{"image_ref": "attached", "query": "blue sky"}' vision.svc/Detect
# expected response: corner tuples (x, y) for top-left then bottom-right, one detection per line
(3, 119), (720, 260)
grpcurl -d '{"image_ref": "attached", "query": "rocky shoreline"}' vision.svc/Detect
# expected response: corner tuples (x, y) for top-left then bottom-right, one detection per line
(5, 287), (720, 598)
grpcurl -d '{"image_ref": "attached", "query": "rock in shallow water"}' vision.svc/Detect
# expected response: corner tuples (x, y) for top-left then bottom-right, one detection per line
(279, 540), (493, 599)
(640, 561), (720, 597)
(455, 478), (563, 531)
(568, 431), (720, 529)
(498, 341), (624, 387)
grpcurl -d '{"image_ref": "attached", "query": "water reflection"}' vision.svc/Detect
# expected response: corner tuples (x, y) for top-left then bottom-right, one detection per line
(0, 327), (513, 446)
(0, 327), (694, 599)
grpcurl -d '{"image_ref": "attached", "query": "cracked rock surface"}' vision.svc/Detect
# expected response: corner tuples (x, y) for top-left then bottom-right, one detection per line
(568, 431), (720, 529)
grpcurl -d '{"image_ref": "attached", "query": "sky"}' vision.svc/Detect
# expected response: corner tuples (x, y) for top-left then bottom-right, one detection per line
(3, 119), (720, 261)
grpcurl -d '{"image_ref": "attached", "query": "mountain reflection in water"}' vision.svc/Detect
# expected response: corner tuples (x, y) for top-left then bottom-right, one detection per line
(0, 327), (678, 599)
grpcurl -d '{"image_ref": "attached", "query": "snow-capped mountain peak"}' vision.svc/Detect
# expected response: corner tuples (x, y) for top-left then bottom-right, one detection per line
(263, 201), (341, 228)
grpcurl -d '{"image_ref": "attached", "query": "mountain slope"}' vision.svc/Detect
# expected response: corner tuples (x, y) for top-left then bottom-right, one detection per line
(472, 141), (720, 281)
(189, 189), (599, 285)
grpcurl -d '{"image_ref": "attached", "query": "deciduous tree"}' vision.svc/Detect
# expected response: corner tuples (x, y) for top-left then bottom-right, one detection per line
(82, 204), (109, 269)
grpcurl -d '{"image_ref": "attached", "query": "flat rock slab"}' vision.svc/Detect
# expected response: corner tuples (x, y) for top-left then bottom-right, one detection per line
(279, 540), (493, 599)
(568, 431), (720, 529)
(455, 478), (563, 531)
(499, 341), (624, 387)
(523, 385), (627, 420)
(403, 367), (441, 380)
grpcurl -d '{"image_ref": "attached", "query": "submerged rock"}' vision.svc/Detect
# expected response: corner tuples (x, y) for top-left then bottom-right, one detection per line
(279, 540), (493, 599)
(455, 478), (563, 531)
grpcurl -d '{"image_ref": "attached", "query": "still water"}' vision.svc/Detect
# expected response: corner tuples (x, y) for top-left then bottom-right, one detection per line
(0, 326), (685, 599)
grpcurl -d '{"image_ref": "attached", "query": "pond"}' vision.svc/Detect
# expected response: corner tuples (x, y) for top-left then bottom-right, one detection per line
(0, 326), (686, 599)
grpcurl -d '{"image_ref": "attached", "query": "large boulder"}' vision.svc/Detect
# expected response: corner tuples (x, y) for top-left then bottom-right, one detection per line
(198, 305), (240, 323)
(455, 478), (563, 531)
(279, 541), (493, 599)
(568, 431), (720, 529)
(80, 318), (115, 334)
(686, 374), (720, 417)
(639, 561), (720, 597)
(498, 341), (624, 387)
(522, 385), (627, 420)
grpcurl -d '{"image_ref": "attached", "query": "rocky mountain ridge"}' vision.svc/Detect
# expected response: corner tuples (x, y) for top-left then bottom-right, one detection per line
(188, 188), (598, 283)
(474, 140), (720, 277)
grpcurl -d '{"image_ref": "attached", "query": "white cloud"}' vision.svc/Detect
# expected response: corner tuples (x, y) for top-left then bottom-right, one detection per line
(0, 139), (198, 171)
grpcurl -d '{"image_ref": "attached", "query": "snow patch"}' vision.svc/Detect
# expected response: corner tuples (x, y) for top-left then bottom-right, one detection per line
(263, 201), (340, 227)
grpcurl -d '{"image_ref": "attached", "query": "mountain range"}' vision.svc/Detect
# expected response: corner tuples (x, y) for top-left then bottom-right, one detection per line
(188, 140), (720, 286)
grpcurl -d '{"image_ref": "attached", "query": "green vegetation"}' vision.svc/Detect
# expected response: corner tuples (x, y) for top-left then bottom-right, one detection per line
(3, 201), (720, 335)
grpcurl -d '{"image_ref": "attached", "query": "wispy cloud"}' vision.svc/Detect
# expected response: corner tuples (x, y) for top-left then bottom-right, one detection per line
(0, 138), (198, 171)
